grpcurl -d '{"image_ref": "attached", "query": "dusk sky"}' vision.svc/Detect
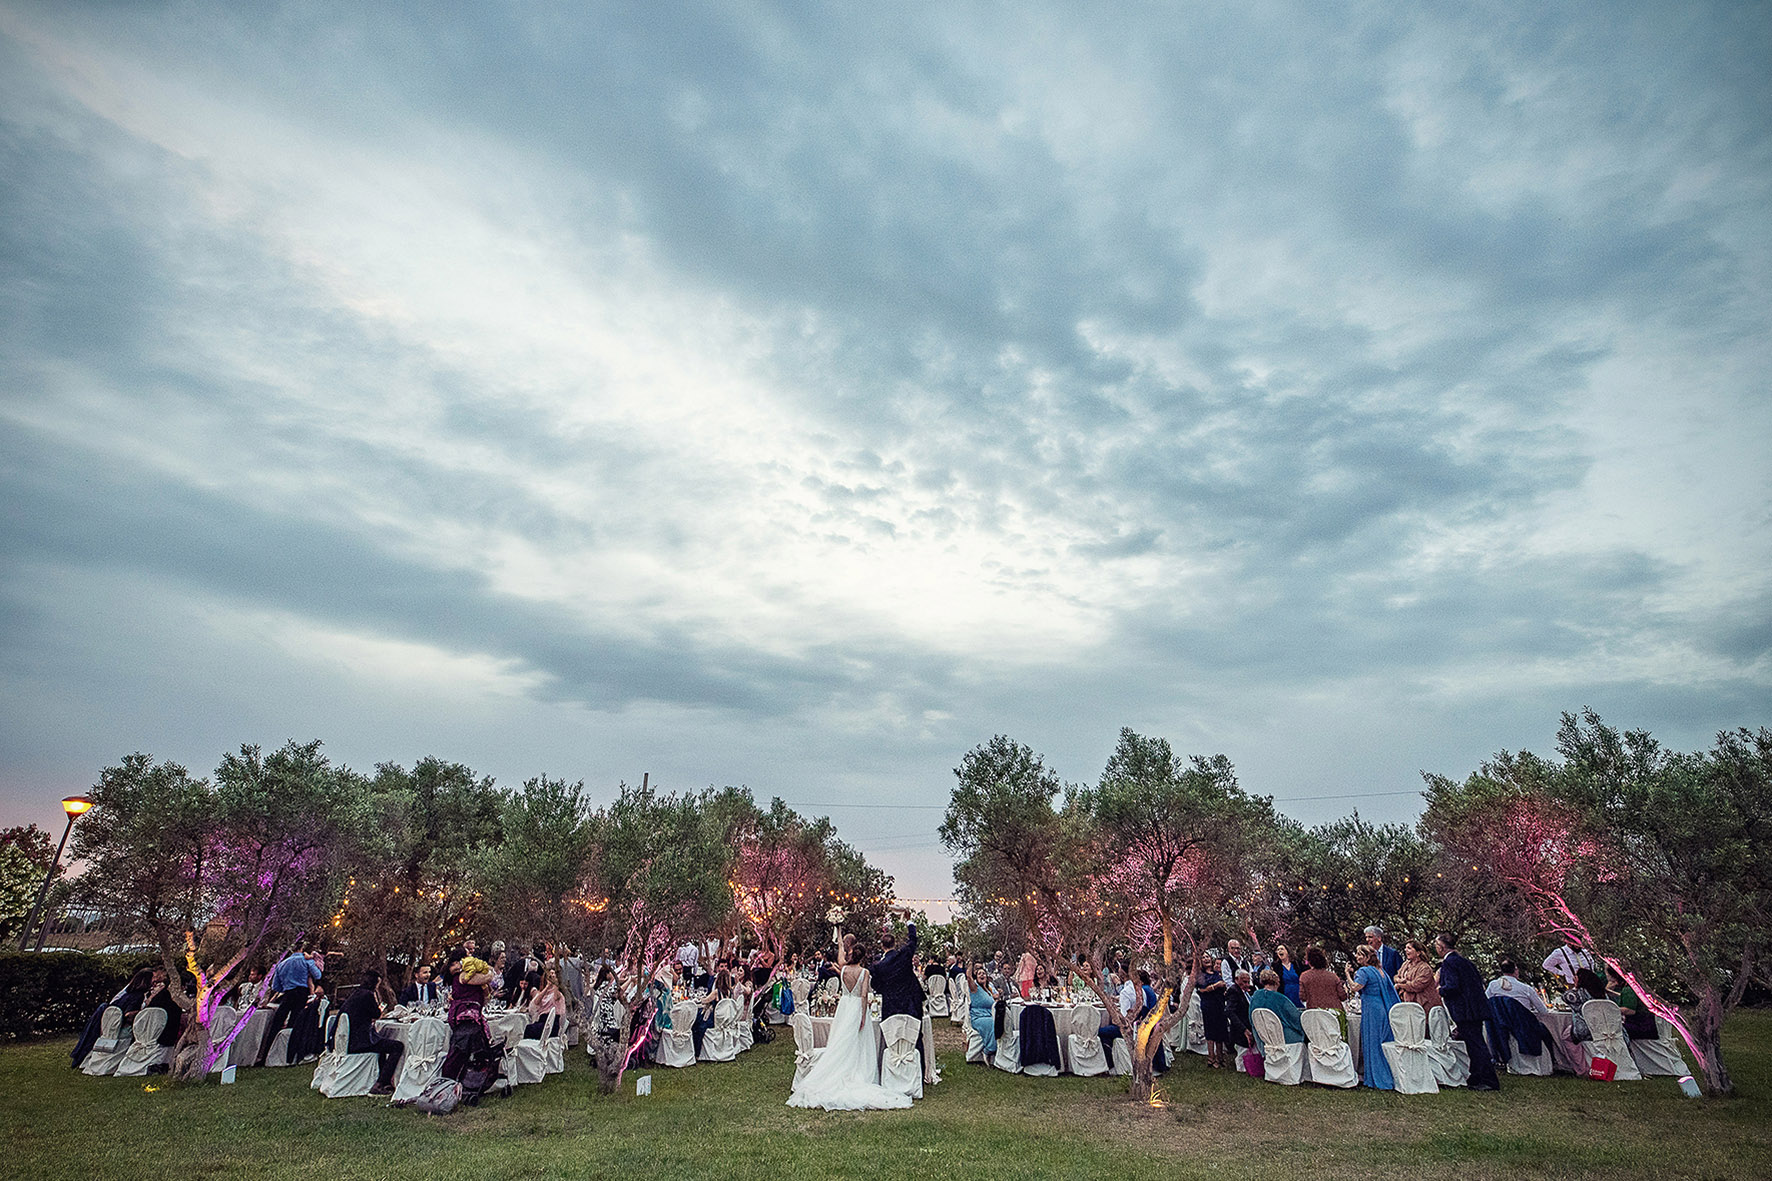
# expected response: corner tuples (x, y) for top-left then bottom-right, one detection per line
(2, 2), (1768, 909)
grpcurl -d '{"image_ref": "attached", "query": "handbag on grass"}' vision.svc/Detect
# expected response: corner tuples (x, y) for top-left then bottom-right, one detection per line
(1241, 1048), (1264, 1078)
(414, 1076), (461, 1115)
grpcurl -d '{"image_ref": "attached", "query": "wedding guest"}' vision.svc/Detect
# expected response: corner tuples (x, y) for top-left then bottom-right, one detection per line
(1435, 931), (1500, 1091)
(1298, 946), (1347, 1010)
(590, 964), (622, 1043)
(1271, 944), (1302, 1007)
(966, 964), (1000, 1065)
(1248, 969), (1307, 1047)
(145, 970), (185, 1053)
(1225, 969), (1255, 1065)
(341, 970), (405, 1095)
(488, 950), (510, 999)
(1542, 942), (1599, 988)
(525, 968), (567, 1041)
(1016, 950), (1038, 1000)
(1486, 959), (1553, 1018)
(441, 951), (494, 1079)
(1196, 953), (1231, 1069)
(1617, 982), (1661, 1040)
(1220, 939), (1251, 984)
(1345, 946), (1398, 1090)
(1099, 967), (1148, 1066)
(255, 943), (322, 1067)
(400, 965), (441, 1006)
(1364, 926), (1403, 978)
(1396, 938), (1444, 1011)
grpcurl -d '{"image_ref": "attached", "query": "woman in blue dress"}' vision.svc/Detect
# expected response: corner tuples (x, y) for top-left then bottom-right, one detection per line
(1272, 944), (1303, 1008)
(1344, 944), (1399, 1089)
(967, 964), (1001, 1066)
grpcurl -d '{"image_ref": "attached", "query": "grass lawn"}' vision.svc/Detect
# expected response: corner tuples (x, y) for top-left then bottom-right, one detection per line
(4, 1014), (1770, 1181)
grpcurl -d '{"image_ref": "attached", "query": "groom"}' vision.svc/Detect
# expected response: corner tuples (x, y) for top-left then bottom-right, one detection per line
(870, 918), (925, 1087)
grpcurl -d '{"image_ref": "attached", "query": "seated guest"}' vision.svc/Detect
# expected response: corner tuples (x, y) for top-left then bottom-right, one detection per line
(400, 964), (441, 1006)
(1617, 982), (1660, 1040)
(146, 970), (185, 1059)
(1485, 959), (1553, 1018)
(1248, 969), (1307, 1047)
(487, 950), (509, 999)
(526, 968), (566, 1040)
(1224, 969), (1256, 1064)
(1559, 966), (1611, 1013)
(1297, 946), (1347, 1011)
(1395, 938), (1444, 1011)
(341, 970), (406, 1095)
(813, 950), (838, 985)
(118, 967), (156, 1019)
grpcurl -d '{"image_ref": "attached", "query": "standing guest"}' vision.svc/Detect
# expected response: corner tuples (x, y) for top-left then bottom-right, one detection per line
(1542, 942), (1599, 989)
(1396, 939), (1444, 1011)
(400, 965), (441, 1006)
(1435, 932), (1500, 1091)
(1298, 947), (1347, 1011)
(1344, 945), (1399, 1090)
(589, 965), (622, 1044)
(255, 943), (322, 1067)
(341, 970), (406, 1095)
(441, 952), (494, 1079)
(1196, 952), (1231, 1069)
(1220, 939), (1251, 984)
(1016, 950), (1038, 1000)
(814, 949), (839, 986)
(559, 946), (586, 1017)
(1248, 969), (1307, 1048)
(1363, 926), (1403, 978)
(967, 964), (1000, 1065)
(1271, 944), (1303, 1007)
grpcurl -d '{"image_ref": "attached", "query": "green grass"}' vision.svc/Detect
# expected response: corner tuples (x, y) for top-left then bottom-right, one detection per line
(4, 1014), (1771, 1180)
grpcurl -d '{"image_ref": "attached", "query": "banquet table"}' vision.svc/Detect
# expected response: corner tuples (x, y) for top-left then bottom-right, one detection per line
(374, 1014), (450, 1102)
(1536, 1008), (1591, 1074)
(485, 1009), (530, 1049)
(808, 1012), (939, 1084)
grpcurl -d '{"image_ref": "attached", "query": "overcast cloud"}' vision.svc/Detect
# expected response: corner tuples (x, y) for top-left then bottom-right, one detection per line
(2, 1), (1768, 904)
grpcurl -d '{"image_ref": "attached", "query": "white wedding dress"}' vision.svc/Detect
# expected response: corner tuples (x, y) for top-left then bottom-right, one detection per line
(786, 969), (912, 1111)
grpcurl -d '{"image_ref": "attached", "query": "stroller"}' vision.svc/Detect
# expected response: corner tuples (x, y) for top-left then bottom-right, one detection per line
(441, 1022), (512, 1106)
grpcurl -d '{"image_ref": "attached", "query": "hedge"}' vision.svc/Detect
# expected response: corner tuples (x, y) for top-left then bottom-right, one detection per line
(0, 952), (160, 1040)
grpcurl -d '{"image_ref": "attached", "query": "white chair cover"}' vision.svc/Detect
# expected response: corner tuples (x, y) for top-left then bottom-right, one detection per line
(788, 1011), (823, 1086)
(116, 1008), (175, 1077)
(1504, 1017), (1555, 1076)
(390, 1018), (449, 1102)
(1301, 1008), (1357, 1088)
(1185, 991), (1208, 1055)
(1251, 1008), (1304, 1085)
(1426, 1004), (1469, 1087)
(964, 1021), (988, 1063)
(925, 974), (949, 1018)
(950, 976), (967, 1025)
(317, 1014), (380, 1098)
(1629, 1015), (1687, 1077)
(507, 1011), (559, 1085)
(1582, 1000), (1643, 1081)
(880, 1013), (923, 1099)
(698, 997), (743, 1063)
(993, 1004), (1022, 1073)
(1108, 1036), (1132, 1077)
(1067, 1003), (1109, 1077)
(263, 1026), (296, 1068)
(1380, 1002), (1439, 1094)
(81, 1005), (132, 1076)
(656, 1001), (698, 1068)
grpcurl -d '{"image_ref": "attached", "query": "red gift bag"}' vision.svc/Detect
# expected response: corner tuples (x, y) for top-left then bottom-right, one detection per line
(1588, 1054), (1617, 1081)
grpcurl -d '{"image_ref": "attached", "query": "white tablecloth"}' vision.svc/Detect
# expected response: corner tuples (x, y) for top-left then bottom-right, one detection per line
(485, 1010), (530, 1048)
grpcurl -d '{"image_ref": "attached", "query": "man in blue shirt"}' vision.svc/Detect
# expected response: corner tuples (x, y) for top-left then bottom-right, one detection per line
(255, 943), (322, 1067)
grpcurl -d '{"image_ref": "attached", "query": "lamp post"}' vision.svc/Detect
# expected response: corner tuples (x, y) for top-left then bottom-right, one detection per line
(19, 796), (93, 952)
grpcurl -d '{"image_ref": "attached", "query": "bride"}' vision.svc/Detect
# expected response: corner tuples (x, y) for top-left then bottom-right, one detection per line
(786, 934), (913, 1111)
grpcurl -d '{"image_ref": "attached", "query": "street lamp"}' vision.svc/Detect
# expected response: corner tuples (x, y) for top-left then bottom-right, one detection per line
(18, 796), (94, 952)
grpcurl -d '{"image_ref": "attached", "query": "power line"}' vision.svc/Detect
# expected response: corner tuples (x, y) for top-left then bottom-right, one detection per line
(794, 788), (1423, 811)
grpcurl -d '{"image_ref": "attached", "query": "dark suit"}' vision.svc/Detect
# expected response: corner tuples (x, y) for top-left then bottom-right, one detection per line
(1437, 951), (1500, 1090)
(399, 981), (440, 1006)
(1377, 944), (1403, 978)
(870, 923), (922, 1021)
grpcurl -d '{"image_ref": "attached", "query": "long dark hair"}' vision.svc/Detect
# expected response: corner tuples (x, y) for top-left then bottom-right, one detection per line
(841, 933), (859, 966)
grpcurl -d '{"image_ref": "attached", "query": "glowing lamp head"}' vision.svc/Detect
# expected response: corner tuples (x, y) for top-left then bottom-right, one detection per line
(61, 796), (94, 817)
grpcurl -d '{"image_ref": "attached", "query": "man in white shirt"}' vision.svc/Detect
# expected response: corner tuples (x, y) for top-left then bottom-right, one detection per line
(1485, 959), (1553, 1018)
(677, 940), (700, 972)
(1220, 939), (1250, 984)
(1541, 943), (1596, 987)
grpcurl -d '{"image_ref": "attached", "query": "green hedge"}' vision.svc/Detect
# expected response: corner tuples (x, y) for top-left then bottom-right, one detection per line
(0, 952), (160, 1040)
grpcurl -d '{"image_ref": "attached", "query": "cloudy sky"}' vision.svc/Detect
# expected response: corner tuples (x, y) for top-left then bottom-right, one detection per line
(2, 1), (1768, 906)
